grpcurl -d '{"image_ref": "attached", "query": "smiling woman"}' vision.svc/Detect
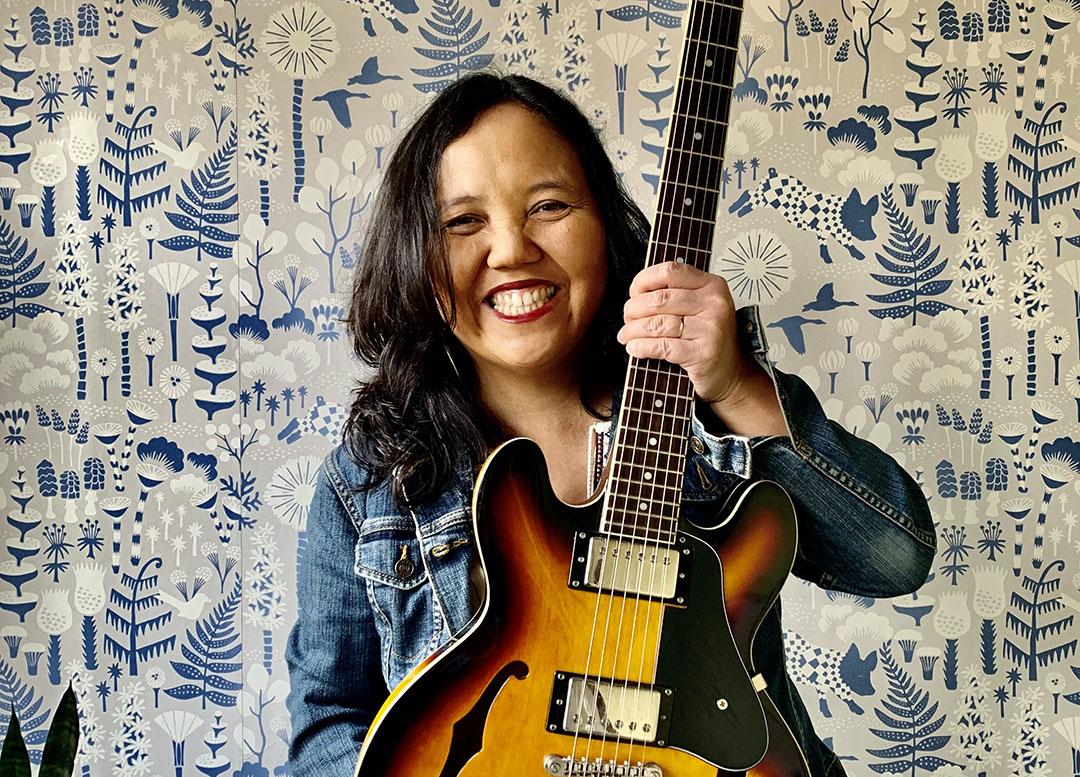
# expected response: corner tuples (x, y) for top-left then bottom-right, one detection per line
(340, 74), (649, 508)
(284, 70), (935, 777)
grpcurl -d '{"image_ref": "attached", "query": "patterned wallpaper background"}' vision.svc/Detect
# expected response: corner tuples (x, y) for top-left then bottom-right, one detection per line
(1, 0), (1079, 774)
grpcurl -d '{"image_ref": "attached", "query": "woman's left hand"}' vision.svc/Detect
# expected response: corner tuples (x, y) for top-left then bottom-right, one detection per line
(616, 261), (756, 406)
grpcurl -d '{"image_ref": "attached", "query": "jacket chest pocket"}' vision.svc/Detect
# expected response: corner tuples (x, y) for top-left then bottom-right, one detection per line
(355, 524), (442, 683)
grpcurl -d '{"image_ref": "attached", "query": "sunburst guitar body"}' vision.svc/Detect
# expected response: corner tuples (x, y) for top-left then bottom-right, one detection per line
(354, 438), (812, 777)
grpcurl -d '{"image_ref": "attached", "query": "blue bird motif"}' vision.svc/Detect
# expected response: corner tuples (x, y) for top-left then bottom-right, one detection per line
(767, 316), (827, 354)
(802, 282), (859, 312)
(313, 89), (372, 129)
(348, 56), (403, 86)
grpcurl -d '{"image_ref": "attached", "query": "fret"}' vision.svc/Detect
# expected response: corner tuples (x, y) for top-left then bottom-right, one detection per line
(618, 423), (691, 440)
(597, 527), (679, 546)
(675, 75), (735, 96)
(612, 459), (687, 480)
(625, 365), (692, 392)
(655, 210), (720, 226)
(674, 78), (736, 120)
(658, 180), (722, 195)
(656, 182), (722, 225)
(603, 524), (679, 544)
(609, 473), (682, 499)
(645, 240), (712, 271)
(662, 144), (724, 163)
(633, 358), (694, 378)
(649, 211), (717, 250)
(611, 444), (687, 469)
(620, 404), (696, 430)
(609, 490), (684, 513)
(668, 114), (729, 149)
(683, 35), (738, 52)
(672, 109), (730, 126)
(604, 516), (678, 536)
(661, 136), (728, 187)
(611, 474), (682, 495)
(605, 517), (679, 536)
(700, 0), (744, 11)
(622, 384), (694, 409)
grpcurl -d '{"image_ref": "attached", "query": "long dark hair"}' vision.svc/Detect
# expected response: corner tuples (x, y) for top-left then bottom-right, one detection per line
(343, 71), (650, 507)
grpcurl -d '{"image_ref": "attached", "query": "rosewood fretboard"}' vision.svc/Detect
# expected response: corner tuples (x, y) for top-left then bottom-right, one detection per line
(601, 0), (743, 546)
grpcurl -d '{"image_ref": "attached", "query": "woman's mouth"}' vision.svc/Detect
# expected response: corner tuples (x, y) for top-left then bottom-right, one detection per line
(486, 284), (558, 320)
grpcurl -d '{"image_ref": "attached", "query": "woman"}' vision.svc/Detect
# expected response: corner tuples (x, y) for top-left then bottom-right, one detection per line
(285, 72), (936, 777)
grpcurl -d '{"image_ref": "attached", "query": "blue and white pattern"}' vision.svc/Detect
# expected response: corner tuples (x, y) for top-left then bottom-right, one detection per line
(1, 0), (1080, 774)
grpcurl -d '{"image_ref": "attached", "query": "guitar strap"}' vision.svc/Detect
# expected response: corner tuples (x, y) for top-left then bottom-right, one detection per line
(586, 419), (614, 497)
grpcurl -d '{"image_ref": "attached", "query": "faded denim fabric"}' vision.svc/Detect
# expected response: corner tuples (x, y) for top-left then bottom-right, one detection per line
(285, 305), (936, 777)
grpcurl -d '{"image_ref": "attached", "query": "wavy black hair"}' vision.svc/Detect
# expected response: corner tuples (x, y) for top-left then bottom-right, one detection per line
(343, 70), (651, 507)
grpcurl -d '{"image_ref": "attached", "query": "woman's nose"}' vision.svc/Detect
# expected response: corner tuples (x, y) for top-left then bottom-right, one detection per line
(486, 217), (541, 269)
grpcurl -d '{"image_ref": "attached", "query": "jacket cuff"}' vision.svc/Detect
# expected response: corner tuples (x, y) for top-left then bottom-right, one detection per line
(689, 403), (752, 480)
(684, 303), (788, 481)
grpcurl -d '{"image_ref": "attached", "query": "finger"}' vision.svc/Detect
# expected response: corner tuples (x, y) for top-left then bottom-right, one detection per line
(617, 314), (685, 344)
(623, 335), (694, 365)
(624, 286), (698, 319)
(629, 260), (709, 296)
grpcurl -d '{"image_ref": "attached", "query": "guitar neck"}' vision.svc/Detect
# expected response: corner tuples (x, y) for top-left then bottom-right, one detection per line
(601, 0), (744, 545)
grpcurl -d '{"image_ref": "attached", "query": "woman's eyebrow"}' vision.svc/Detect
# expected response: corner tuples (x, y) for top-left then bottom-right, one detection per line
(439, 178), (576, 212)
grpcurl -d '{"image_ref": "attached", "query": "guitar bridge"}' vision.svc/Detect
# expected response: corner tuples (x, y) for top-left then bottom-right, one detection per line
(542, 756), (663, 776)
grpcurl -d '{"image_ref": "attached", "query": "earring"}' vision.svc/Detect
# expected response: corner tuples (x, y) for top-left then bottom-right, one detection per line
(443, 341), (463, 381)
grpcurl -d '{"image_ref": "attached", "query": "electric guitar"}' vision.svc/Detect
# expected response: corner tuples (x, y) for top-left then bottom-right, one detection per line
(354, 0), (813, 774)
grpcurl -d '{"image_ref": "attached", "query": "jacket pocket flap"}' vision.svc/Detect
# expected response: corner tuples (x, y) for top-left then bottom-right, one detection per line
(356, 533), (428, 590)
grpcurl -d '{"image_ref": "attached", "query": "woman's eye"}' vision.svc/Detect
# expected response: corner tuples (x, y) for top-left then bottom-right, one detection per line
(535, 201), (568, 214)
(444, 215), (478, 230)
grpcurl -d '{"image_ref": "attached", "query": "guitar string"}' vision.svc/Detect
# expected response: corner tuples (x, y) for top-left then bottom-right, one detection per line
(625, 2), (722, 766)
(622, 1), (734, 769)
(609, 0), (715, 765)
(584, 0), (720, 767)
(570, 0), (732, 770)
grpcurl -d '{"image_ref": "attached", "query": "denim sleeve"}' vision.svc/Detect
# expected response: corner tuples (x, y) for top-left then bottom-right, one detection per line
(285, 452), (388, 777)
(688, 305), (936, 599)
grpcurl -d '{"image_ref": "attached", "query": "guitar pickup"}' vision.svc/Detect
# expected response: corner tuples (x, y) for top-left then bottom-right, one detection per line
(567, 533), (691, 605)
(547, 672), (674, 745)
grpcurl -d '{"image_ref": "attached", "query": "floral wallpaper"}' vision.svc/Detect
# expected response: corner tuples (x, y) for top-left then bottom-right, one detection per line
(0, 0), (1079, 774)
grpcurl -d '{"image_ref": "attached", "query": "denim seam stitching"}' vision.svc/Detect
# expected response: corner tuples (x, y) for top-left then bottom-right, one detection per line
(421, 509), (471, 537)
(412, 507), (453, 654)
(796, 446), (935, 550)
(323, 455), (367, 537)
(363, 575), (394, 671)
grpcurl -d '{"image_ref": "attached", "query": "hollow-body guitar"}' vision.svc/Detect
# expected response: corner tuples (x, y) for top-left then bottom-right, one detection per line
(354, 0), (813, 774)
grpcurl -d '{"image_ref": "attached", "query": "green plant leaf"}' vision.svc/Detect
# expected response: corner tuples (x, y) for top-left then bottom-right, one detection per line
(39, 683), (79, 777)
(0, 705), (31, 777)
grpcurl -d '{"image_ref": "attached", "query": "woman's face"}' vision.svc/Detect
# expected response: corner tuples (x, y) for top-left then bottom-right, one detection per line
(436, 102), (608, 383)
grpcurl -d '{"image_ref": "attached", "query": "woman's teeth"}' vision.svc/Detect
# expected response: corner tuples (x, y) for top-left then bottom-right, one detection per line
(489, 285), (556, 316)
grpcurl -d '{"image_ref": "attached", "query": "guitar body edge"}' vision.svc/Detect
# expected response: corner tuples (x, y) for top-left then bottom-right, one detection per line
(354, 439), (813, 777)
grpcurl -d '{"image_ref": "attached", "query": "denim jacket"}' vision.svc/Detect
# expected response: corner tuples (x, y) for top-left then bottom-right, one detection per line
(285, 305), (936, 777)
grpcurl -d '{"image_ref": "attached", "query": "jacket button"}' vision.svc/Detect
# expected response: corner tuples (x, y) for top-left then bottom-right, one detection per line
(689, 436), (706, 455)
(394, 545), (416, 578)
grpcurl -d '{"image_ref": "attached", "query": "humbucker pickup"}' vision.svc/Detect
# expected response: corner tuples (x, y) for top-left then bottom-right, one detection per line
(546, 672), (674, 746)
(567, 532), (691, 604)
